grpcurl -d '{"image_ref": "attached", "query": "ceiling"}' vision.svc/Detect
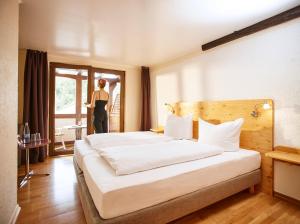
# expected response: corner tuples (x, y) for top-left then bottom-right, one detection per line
(19, 0), (299, 66)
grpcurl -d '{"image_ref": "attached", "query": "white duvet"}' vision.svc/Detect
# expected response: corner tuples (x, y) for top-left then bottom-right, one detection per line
(85, 131), (173, 150)
(100, 140), (224, 175)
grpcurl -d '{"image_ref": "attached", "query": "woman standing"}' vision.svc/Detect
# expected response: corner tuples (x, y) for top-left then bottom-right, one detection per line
(87, 79), (109, 133)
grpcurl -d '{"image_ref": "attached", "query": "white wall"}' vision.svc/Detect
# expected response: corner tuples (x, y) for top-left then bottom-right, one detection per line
(18, 50), (141, 132)
(0, 0), (19, 223)
(151, 18), (300, 148)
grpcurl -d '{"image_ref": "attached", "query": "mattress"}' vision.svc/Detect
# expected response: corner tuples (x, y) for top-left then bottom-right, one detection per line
(82, 148), (261, 219)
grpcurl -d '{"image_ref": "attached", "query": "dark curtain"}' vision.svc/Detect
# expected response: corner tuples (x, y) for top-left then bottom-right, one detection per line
(140, 66), (151, 131)
(22, 49), (48, 163)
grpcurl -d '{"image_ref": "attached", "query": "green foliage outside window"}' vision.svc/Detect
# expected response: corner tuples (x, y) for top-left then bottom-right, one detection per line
(55, 77), (76, 114)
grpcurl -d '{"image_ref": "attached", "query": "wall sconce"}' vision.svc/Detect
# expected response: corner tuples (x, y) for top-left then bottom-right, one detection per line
(251, 102), (271, 118)
(263, 102), (271, 110)
(164, 103), (175, 114)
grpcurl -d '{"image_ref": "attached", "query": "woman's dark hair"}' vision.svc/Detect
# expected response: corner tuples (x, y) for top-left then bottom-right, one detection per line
(98, 79), (107, 88)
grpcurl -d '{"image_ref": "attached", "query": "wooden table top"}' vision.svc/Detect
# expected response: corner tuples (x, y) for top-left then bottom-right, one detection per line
(150, 127), (164, 134)
(265, 150), (300, 165)
(18, 139), (51, 150)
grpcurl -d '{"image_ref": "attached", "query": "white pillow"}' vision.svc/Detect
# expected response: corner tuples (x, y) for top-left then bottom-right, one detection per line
(198, 118), (244, 151)
(164, 114), (193, 140)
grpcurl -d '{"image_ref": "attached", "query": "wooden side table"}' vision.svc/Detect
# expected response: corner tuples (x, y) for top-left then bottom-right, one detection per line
(265, 151), (300, 165)
(18, 139), (51, 188)
(150, 127), (164, 134)
(265, 146), (300, 203)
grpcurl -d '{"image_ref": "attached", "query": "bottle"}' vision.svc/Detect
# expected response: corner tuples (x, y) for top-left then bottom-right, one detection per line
(23, 122), (30, 143)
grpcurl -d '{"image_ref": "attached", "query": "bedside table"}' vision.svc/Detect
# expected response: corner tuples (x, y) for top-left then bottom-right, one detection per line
(266, 146), (300, 203)
(150, 127), (164, 134)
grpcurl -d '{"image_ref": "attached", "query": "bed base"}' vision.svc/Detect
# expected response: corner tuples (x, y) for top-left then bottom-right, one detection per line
(74, 158), (261, 224)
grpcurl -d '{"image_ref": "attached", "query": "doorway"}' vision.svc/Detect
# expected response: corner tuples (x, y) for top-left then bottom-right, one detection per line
(88, 68), (125, 135)
(49, 63), (125, 156)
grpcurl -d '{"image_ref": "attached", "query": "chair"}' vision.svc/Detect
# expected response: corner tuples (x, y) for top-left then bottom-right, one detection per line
(55, 128), (66, 150)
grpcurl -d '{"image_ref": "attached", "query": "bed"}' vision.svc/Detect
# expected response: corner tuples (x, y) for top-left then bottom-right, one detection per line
(74, 139), (261, 224)
(74, 99), (274, 224)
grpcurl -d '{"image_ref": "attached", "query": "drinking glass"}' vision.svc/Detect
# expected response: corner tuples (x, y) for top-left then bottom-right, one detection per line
(36, 133), (41, 142)
(31, 134), (37, 143)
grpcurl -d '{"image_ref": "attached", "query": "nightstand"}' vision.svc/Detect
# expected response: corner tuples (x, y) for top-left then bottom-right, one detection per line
(266, 146), (300, 204)
(150, 127), (164, 134)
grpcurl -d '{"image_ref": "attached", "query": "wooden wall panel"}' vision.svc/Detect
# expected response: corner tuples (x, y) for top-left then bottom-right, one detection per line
(174, 99), (274, 195)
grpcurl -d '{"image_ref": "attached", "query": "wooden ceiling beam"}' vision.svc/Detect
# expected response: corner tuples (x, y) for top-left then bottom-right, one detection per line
(202, 5), (300, 51)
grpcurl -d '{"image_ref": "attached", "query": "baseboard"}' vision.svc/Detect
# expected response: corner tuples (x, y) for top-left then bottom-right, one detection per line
(9, 204), (21, 224)
(274, 191), (300, 206)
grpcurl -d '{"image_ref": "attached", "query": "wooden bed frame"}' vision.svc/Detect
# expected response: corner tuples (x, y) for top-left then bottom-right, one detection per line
(74, 99), (274, 223)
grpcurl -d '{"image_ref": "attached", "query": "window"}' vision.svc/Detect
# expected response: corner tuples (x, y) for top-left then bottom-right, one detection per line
(81, 79), (88, 114)
(55, 77), (76, 114)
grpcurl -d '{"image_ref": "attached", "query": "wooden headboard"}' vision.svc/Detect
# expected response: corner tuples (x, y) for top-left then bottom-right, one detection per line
(173, 99), (274, 195)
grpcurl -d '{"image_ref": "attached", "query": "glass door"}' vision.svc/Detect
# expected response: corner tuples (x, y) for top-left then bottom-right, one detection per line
(49, 64), (125, 156)
(49, 63), (90, 156)
(87, 68), (125, 134)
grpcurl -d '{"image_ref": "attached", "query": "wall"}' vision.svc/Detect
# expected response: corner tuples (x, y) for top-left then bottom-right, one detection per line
(18, 50), (26, 125)
(151, 18), (300, 149)
(0, 0), (19, 223)
(18, 50), (141, 132)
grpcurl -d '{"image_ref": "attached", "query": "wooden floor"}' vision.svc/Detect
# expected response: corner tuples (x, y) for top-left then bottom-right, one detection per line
(17, 156), (300, 224)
